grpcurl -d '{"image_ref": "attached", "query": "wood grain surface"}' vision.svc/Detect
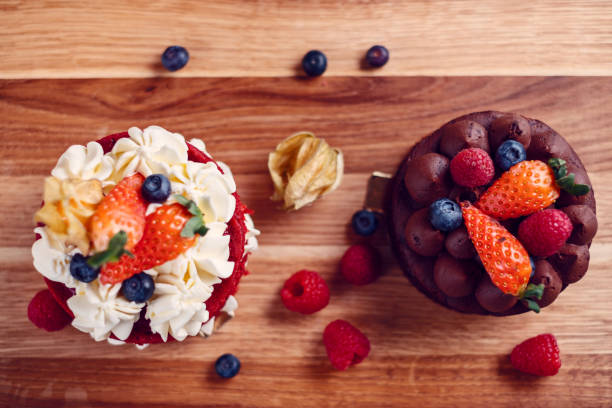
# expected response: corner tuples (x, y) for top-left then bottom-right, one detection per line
(0, 77), (611, 407)
(2, 0), (612, 78)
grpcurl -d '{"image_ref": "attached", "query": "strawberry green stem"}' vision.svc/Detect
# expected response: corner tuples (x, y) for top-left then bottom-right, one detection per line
(174, 195), (209, 238)
(519, 283), (545, 313)
(548, 158), (590, 196)
(87, 231), (133, 269)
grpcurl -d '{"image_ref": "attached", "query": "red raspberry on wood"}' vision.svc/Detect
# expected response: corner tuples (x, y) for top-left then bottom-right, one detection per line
(340, 244), (381, 285)
(323, 320), (371, 370)
(511, 333), (561, 376)
(280, 270), (330, 314)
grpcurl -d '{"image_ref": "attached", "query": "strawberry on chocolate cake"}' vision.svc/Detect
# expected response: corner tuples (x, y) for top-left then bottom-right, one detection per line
(388, 112), (597, 315)
(29, 126), (259, 346)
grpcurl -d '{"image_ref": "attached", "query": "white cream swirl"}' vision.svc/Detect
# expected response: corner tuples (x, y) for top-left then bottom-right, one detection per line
(110, 126), (188, 181)
(68, 280), (144, 342)
(244, 214), (260, 257)
(169, 161), (236, 224)
(32, 227), (78, 289)
(145, 222), (234, 341)
(51, 142), (116, 187)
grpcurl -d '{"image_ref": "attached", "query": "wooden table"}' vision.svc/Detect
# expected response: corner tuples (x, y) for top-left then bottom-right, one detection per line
(1, 2), (611, 407)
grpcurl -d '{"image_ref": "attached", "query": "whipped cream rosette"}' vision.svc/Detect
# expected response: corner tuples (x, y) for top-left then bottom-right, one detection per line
(30, 126), (259, 346)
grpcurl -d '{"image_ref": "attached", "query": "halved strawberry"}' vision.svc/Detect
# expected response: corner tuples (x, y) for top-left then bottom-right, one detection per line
(89, 173), (147, 252)
(462, 202), (543, 311)
(99, 196), (208, 284)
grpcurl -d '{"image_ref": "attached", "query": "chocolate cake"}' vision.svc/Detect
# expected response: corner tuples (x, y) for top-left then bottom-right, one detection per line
(388, 111), (597, 315)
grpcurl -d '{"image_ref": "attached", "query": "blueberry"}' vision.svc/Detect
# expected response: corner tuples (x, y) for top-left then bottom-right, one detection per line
(365, 45), (389, 67)
(121, 272), (155, 303)
(70, 253), (100, 283)
(530, 256), (536, 279)
(351, 210), (378, 236)
(142, 174), (171, 203)
(161, 46), (189, 72)
(429, 199), (463, 232)
(302, 50), (327, 77)
(215, 353), (241, 378)
(495, 140), (527, 171)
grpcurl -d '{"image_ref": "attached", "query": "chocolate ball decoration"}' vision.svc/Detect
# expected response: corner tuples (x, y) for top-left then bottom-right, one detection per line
(433, 253), (478, 297)
(404, 208), (445, 257)
(475, 276), (518, 313)
(489, 113), (531, 152)
(445, 226), (477, 260)
(440, 120), (490, 158)
(548, 243), (590, 284)
(403, 153), (451, 205)
(531, 260), (562, 308)
(561, 205), (598, 245)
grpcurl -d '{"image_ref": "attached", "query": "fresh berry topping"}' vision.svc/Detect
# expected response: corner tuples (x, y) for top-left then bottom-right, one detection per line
(161, 45), (189, 72)
(518, 209), (573, 257)
(121, 272), (155, 303)
(99, 196), (207, 284)
(27, 289), (72, 332)
(323, 320), (370, 370)
(87, 230), (133, 269)
(477, 160), (560, 220)
(510, 333), (561, 376)
(141, 174), (171, 203)
(340, 244), (381, 285)
(351, 210), (378, 236)
(548, 158), (591, 196)
(280, 270), (330, 314)
(365, 45), (389, 67)
(215, 353), (241, 378)
(429, 198), (463, 232)
(495, 140), (527, 171)
(529, 256), (536, 278)
(461, 202), (531, 296)
(69, 253), (100, 283)
(450, 148), (495, 188)
(90, 173), (147, 252)
(302, 50), (327, 77)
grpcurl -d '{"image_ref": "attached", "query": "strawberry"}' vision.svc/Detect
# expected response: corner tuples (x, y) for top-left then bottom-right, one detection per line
(461, 202), (545, 312)
(476, 160), (559, 220)
(89, 173), (147, 252)
(99, 195), (208, 284)
(510, 333), (561, 376)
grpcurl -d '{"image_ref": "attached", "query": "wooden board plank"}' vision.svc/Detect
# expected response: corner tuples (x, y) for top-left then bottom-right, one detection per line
(1, 77), (611, 407)
(1, 1), (612, 78)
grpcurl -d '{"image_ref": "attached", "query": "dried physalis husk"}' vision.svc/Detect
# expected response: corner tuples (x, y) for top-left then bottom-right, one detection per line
(34, 177), (104, 254)
(268, 132), (343, 210)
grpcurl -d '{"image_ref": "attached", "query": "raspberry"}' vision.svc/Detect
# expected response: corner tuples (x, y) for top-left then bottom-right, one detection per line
(323, 320), (370, 370)
(450, 148), (495, 187)
(280, 270), (330, 314)
(518, 209), (573, 256)
(27, 289), (72, 332)
(511, 333), (561, 376)
(340, 244), (381, 285)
